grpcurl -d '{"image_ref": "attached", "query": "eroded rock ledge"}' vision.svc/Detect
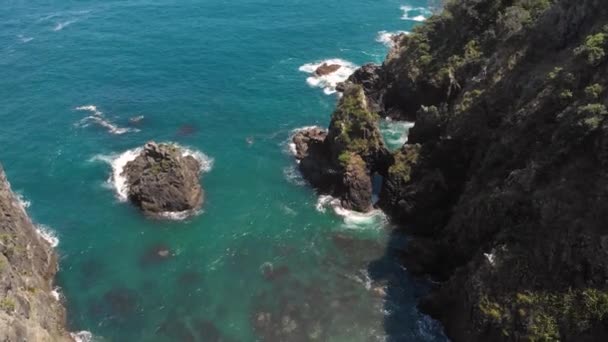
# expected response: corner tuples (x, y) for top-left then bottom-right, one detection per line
(123, 142), (203, 218)
(0, 166), (72, 341)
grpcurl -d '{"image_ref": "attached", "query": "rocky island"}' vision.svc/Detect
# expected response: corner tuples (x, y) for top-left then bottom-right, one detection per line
(0, 166), (73, 341)
(295, 0), (608, 340)
(123, 142), (204, 218)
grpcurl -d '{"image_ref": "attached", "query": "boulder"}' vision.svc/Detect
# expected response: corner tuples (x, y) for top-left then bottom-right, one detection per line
(122, 142), (203, 217)
(314, 63), (341, 76)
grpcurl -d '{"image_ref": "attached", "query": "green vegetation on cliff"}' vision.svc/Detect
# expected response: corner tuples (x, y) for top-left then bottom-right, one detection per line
(328, 84), (383, 160)
(371, 0), (608, 341)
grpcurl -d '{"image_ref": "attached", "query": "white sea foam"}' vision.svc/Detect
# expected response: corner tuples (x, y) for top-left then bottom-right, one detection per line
(376, 30), (410, 48)
(158, 209), (202, 221)
(50, 287), (62, 301)
(15, 192), (31, 210)
(53, 19), (77, 31)
(93, 144), (213, 205)
(17, 34), (34, 43)
(35, 224), (59, 248)
(380, 119), (415, 150)
(75, 105), (139, 135)
(70, 331), (93, 342)
(283, 165), (306, 186)
(315, 195), (387, 229)
(299, 59), (358, 95)
(400, 6), (432, 22)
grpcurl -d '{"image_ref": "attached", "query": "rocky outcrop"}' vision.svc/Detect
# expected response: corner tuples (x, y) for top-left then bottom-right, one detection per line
(361, 0), (608, 340)
(0, 166), (72, 341)
(123, 142), (203, 217)
(292, 84), (389, 211)
(314, 63), (341, 76)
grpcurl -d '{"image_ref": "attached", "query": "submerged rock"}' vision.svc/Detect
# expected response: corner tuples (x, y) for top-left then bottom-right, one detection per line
(122, 142), (203, 218)
(314, 63), (341, 76)
(139, 243), (173, 266)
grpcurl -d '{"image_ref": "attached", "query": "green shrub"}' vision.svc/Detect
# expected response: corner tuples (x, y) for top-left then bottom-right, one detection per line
(574, 32), (607, 66)
(0, 298), (15, 313)
(558, 90), (573, 102)
(578, 103), (608, 117)
(584, 84), (604, 99)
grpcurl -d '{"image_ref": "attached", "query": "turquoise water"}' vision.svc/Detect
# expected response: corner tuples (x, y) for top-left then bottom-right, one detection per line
(0, 0), (446, 341)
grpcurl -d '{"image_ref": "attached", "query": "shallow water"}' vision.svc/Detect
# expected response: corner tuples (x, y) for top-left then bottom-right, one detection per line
(0, 0), (446, 340)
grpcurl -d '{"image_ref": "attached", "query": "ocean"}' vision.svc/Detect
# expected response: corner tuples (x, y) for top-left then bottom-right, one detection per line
(0, 0), (446, 340)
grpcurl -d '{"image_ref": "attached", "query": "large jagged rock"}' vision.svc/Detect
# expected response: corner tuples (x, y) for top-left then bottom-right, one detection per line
(123, 142), (203, 217)
(292, 84), (390, 211)
(372, 0), (608, 340)
(0, 166), (72, 341)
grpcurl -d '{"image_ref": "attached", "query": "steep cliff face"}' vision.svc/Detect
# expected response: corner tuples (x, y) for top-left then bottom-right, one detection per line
(358, 0), (608, 340)
(0, 166), (72, 341)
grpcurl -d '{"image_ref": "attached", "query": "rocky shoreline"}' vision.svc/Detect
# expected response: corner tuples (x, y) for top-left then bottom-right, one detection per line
(0, 166), (73, 341)
(293, 0), (608, 340)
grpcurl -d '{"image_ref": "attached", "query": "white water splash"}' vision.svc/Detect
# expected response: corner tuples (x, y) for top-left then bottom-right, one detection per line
(35, 224), (59, 248)
(70, 331), (93, 342)
(299, 59), (358, 95)
(376, 30), (410, 48)
(400, 5), (432, 22)
(315, 195), (388, 230)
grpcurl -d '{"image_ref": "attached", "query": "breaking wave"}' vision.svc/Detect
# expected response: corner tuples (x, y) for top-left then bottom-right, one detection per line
(36, 224), (59, 248)
(316, 195), (387, 230)
(376, 30), (410, 48)
(299, 59), (358, 95)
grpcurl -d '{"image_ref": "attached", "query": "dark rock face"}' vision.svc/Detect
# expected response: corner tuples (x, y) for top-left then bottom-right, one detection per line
(0, 166), (72, 341)
(345, 63), (385, 114)
(314, 63), (341, 76)
(291, 84), (390, 211)
(341, 154), (372, 212)
(123, 142), (203, 217)
(367, 0), (608, 340)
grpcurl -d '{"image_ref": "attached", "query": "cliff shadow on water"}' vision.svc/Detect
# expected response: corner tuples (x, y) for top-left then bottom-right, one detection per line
(367, 229), (449, 342)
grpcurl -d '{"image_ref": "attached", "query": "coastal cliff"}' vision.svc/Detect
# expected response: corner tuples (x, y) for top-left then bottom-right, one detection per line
(299, 0), (608, 340)
(0, 166), (72, 341)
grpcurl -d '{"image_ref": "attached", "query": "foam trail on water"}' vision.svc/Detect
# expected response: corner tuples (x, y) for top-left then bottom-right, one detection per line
(299, 59), (357, 95)
(53, 19), (77, 31)
(17, 34), (34, 43)
(376, 30), (410, 48)
(36, 224), (59, 248)
(75, 105), (139, 135)
(400, 6), (432, 22)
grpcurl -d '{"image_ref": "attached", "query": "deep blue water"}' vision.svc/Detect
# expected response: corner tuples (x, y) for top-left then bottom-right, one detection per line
(0, 0), (445, 341)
